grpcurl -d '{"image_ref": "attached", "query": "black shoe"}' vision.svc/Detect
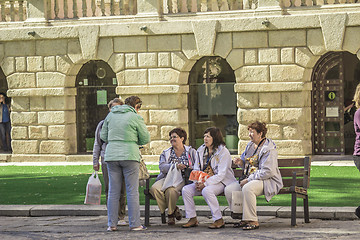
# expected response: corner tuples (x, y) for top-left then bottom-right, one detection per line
(355, 206), (360, 218)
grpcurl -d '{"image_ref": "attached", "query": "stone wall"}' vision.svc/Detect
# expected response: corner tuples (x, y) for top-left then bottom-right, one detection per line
(1, 6), (360, 160)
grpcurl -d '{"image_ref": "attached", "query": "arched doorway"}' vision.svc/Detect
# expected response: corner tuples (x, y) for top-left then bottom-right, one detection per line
(76, 60), (117, 153)
(312, 52), (360, 155)
(188, 56), (238, 154)
(0, 67), (11, 153)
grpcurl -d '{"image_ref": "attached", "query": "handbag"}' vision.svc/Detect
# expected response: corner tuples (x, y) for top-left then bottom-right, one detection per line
(161, 164), (183, 191)
(183, 167), (193, 185)
(203, 164), (215, 177)
(84, 171), (102, 205)
(139, 159), (150, 180)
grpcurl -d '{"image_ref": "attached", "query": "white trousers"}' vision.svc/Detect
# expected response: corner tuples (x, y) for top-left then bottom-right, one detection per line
(224, 180), (264, 222)
(182, 182), (224, 221)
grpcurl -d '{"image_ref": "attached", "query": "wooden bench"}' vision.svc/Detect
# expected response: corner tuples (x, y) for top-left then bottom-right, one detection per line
(144, 156), (311, 227)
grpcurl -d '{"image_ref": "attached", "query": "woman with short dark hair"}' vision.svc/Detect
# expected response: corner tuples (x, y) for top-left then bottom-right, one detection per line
(150, 127), (197, 225)
(225, 121), (283, 230)
(182, 127), (237, 229)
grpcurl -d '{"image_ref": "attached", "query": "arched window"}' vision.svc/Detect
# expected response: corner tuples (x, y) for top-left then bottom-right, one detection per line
(188, 57), (238, 153)
(76, 60), (117, 153)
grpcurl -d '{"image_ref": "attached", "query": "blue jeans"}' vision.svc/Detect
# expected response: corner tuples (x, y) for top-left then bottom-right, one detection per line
(0, 122), (11, 151)
(107, 160), (140, 228)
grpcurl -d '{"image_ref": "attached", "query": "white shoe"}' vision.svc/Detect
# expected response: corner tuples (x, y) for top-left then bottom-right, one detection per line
(131, 225), (147, 231)
(107, 226), (117, 232)
(117, 219), (128, 226)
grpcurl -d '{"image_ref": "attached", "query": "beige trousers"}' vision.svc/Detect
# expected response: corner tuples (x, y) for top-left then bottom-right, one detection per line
(225, 180), (264, 222)
(150, 178), (185, 215)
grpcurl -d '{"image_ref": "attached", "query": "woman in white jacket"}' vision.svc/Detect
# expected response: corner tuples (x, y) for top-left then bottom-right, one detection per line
(182, 127), (237, 229)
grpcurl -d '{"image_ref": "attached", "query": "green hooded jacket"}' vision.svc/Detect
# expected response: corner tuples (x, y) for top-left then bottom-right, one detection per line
(100, 104), (150, 161)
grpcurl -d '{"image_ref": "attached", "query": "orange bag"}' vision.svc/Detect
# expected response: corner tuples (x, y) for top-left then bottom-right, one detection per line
(189, 170), (210, 183)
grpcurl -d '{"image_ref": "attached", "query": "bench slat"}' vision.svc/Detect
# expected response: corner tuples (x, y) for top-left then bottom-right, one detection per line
(278, 158), (305, 167)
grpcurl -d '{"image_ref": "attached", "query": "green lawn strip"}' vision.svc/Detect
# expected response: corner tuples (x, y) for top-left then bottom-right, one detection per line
(0, 165), (359, 206)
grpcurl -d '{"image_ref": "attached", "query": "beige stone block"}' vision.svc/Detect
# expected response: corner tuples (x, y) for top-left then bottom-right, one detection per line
(244, 49), (257, 65)
(281, 48), (294, 64)
(234, 82), (312, 93)
(124, 69), (147, 85)
(282, 91), (311, 107)
(148, 35), (181, 52)
(2, 57), (15, 76)
(270, 108), (304, 123)
(11, 154), (66, 162)
(149, 68), (180, 85)
(15, 57), (26, 72)
(319, 14), (346, 51)
(161, 126), (176, 140)
(214, 33), (232, 58)
(12, 140), (38, 154)
(44, 56), (56, 72)
(147, 125), (158, 140)
(108, 53), (125, 73)
(238, 140), (249, 152)
(40, 140), (67, 154)
(48, 125), (66, 139)
(36, 40), (67, 56)
(158, 53), (171, 67)
(78, 25), (99, 60)
(11, 112), (37, 125)
(68, 39), (83, 63)
(295, 47), (316, 68)
(117, 85), (189, 95)
(56, 55), (72, 74)
(149, 109), (188, 124)
(237, 124), (249, 140)
(267, 124), (282, 140)
(11, 97), (30, 111)
(237, 92), (259, 108)
(258, 48), (280, 64)
(137, 110), (149, 124)
(30, 97), (46, 111)
(276, 140), (311, 156)
(125, 53), (137, 68)
(38, 111), (72, 125)
(259, 93), (281, 108)
(36, 72), (66, 87)
(46, 96), (75, 110)
(283, 125), (299, 139)
(270, 65), (305, 82)
(11, 126), (28, 140)
(27, 56), (43, 72)
(7, 73), (36, 89)
(227, 49), (244, 70)
(150, 140), (171, 155)
(116, 71), (125, 85)
(343, 27), (360, 54)
(97, 38), (113, 62)
(269, 30), (306, 47)
(182, 34), (198, 60)
(138, 53), (157, 68)
(237, 109), (269, 123)
(132, 94), (159, 109)
(159, 94), (187, 109)
(233, 31), (268, 48)
(236, 66), (269, 83)
(192, 20), (218, 56)
(0, 43), (3, 63)
(307, 29), (326, 55)
(171, 52), (189, 71)
(5, 41), (35, 56)
(114, 36), (146, 52)
(29, 126), (47, 139)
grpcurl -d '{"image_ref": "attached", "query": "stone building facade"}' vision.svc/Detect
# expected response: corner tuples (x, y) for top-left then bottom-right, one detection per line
(1, 0), (360, 162)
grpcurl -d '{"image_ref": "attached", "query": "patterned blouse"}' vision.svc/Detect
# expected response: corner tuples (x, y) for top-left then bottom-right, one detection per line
(169, 148), (191, 167)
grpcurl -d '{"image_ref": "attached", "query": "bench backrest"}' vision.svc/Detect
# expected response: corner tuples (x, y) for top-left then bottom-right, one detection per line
(232, 156), (311, 190)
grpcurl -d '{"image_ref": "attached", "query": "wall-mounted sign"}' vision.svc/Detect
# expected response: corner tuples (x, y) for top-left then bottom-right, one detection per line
(97, 90), (107, 105)
(328, 91), (336, 100)
(326, 107), (339, 117)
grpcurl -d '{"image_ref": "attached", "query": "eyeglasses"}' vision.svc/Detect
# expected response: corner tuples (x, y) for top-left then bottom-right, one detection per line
(135, 103), (142, 109)
(169, 136), (178, 140)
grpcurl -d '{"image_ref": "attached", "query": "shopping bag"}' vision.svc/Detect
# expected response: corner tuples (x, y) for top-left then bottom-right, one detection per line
(189, 170), (210, 183)
(161, 164), (183, 192)
(84, 171), (102, 205)
(231, 191), (243, 214)
(139, 159), (150, 180)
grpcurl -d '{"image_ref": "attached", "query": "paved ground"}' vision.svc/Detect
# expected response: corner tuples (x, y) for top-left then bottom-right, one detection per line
(1, 215), (360, 240)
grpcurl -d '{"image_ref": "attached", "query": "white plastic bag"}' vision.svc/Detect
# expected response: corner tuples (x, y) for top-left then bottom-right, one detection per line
(84, 171), (102, 205)
(231, 191), (243, 214)
(161, 164), (183, 192)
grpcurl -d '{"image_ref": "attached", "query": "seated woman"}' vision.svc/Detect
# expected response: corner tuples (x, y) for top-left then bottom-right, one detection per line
(182, 127), (237, 229)
(224, 121), (283, 230)
(150, 128), (197, 225)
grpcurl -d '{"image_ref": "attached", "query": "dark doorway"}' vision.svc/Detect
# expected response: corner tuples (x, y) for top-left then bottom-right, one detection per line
(188, 57), (238, 154)
(312, 52), (360, 155)
(76, 60), (117, 153)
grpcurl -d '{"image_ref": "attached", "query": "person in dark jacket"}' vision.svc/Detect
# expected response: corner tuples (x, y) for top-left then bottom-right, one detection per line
(0, 93), (11, 152)
(93, 98), (127, 226)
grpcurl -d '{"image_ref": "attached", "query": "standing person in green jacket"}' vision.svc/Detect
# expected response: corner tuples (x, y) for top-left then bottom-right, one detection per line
(100, 96), (150, 231)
